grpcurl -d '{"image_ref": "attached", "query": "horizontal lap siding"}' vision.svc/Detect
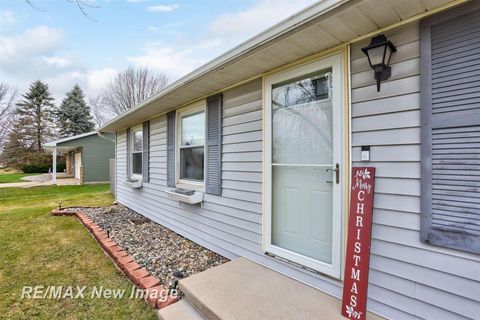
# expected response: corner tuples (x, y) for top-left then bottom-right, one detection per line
(352, 23), (480, 319)
(115, 78), (345, 300)
(115, 22), (480, 320)
(221, 80), (348, 298)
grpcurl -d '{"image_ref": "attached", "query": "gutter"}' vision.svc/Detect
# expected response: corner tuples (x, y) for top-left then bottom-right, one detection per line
(98, 0), (349, 132)
(97, 132), (116, 143)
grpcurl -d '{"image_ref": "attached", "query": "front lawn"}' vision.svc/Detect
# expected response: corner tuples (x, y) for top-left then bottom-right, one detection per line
(0, 184), (158, 320)
(0, 172), (38, 183)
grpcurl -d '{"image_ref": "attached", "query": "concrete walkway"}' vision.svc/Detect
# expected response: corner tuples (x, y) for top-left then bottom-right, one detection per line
(0, 181), (40, 188)
(0, 175), (80, 188)
(21, 174), (50, 182)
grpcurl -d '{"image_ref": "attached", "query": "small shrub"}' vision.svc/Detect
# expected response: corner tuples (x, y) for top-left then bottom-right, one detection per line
(21, 164), (48, 173)
(19, 152), (66, 173)
(21, 163), (66, 173)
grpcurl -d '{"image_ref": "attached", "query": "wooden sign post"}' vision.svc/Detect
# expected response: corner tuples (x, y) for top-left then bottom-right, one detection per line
(341, 167), (376, 320)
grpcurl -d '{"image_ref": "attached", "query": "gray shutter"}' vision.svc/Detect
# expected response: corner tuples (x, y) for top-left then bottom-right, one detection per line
(206, 94), (223, 195)
(420, 4), (480, 254)
(166, 111), (176, 187)
(142, 121), (150, 182)
(126, 128), (131, 179)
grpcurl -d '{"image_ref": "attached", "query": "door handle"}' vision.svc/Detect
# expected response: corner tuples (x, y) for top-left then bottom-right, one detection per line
(327, 163), (340, 184)
(335, 163), (340, 184)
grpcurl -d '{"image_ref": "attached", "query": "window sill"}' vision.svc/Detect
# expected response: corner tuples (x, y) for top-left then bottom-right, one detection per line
(176, 182), (205, 192)
(123, 179), (143, 189)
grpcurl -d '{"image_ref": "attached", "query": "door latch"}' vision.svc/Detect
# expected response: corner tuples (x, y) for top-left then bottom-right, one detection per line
(327, 163), (340, 184)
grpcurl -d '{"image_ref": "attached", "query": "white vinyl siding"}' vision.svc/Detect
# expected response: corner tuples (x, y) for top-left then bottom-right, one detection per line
(116, 78), (344, 307)
(115, 21), (480, 320)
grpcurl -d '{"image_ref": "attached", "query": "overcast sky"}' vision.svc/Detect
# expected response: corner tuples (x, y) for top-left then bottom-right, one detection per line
(0, 0), (317, 102)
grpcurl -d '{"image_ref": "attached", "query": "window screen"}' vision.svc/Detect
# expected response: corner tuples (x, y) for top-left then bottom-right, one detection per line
(179, 111), (205, 181)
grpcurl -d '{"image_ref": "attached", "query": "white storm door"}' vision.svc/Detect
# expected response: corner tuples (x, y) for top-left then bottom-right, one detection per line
(265, 54), (344, 278)
(74, 152), (82, 179)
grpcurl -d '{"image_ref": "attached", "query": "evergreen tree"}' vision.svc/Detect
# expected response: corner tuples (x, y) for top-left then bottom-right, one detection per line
(0, 120), (28, 168)
(0, 113), (51, 171)
(56, 85), (95, 137)
(15, 80), (56, 151)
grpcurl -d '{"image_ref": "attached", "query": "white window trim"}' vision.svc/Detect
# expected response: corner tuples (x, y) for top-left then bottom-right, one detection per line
(130, 124), (143, 181)
(263, 53), (345, 279)
(175, 100), (206, 191)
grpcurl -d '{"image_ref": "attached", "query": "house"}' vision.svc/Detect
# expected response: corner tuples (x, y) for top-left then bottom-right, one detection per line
(45, 132), (115, 184)
(100, 0), (480, 318)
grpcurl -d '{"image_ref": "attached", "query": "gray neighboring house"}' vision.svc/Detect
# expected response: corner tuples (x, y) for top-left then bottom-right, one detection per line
(45, 132), (115, 184)
(100, 0), (480, 319)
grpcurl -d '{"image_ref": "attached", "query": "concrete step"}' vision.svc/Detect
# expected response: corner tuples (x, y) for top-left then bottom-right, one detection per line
(158, 299), (206, 320)
(178, 257), (384, 320)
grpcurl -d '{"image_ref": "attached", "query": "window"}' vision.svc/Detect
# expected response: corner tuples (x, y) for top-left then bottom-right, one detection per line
(166, 96), (222, 193)
(131, 126), (143, 178)
(178, 108), (205, 182)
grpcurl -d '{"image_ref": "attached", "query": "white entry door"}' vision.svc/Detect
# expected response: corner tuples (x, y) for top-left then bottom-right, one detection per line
(74, 152), (82, 179)
(264, 54), (344, 278)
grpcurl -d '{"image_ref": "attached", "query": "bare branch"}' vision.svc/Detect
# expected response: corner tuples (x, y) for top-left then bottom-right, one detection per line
(67, 0), (100, 21)
(0, 84), (17, 150)
(25, 0), (99, 20)
(100, 66), (169, 116)
(24, 0), (45, 12)
(88, 96), (115, 128)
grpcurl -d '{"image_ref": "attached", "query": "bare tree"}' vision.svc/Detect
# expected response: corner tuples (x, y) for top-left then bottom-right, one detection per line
(100, 67), (168, 116)
(0, 83), (17, 150)
(88, 96), (114, 128)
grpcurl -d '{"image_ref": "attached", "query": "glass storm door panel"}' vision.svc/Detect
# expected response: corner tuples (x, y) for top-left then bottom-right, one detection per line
(266, 54), (343, 277)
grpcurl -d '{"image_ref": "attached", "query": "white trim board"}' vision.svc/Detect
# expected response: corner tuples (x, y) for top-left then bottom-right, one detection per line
(263, 53), (345, 278)
(44, 131), (98, 148)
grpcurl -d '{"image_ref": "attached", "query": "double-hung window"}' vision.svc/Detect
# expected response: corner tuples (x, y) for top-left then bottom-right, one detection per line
(167, 96), (222, 194)
(178, 106), (205, 184)
(131, 125), (143, 179)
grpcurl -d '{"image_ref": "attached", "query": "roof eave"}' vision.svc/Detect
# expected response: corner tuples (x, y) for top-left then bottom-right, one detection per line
(44, 131), (98, 146)
(99, 0), (350, 132)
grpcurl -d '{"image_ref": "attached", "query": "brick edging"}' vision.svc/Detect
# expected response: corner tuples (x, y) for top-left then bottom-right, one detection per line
(51, 208), (179, 309)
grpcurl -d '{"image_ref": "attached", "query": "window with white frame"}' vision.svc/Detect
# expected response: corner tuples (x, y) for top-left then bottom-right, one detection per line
(178, 108), (205, 183)
(131, 126), (143, 178)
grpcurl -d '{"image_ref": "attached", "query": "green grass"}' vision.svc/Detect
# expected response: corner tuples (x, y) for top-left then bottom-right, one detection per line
(0, 184), (158, 320)
(0, 172), (38, 183)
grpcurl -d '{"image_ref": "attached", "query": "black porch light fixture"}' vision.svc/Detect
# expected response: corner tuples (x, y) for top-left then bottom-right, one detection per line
(361, 34), (397, 92)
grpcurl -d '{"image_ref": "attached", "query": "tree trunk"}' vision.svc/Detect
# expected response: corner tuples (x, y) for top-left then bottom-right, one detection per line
(37, 103), (42, 151)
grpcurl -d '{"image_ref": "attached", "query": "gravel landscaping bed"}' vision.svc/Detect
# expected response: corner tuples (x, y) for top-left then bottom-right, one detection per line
(69, 204), (229, 290)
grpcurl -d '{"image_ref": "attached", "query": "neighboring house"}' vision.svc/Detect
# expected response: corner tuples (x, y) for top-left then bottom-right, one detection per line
(100, 0), (479, 319)
(45, 132), (115, 184)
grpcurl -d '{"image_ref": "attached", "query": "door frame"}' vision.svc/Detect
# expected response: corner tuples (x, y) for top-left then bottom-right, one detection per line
(263, 52), (346, 278)
(74, 152), (82, 179)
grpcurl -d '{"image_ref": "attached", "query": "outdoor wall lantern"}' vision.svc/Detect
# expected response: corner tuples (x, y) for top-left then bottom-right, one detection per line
(361, 34), (397, 92)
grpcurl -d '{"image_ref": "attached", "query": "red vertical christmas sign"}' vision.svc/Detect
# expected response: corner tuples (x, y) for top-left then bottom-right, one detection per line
(341, 167), (376, 320)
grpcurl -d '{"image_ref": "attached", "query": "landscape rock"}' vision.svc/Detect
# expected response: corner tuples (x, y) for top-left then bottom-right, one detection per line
(75, 204), (229, 290)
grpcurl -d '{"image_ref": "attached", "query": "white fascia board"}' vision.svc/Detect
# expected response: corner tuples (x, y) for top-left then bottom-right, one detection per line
(45, 131), (98, 146)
